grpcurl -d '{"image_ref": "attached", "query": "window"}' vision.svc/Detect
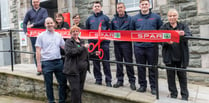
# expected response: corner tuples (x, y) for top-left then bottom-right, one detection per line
(118, 0), (139, 11)
(118, 0), (153, 12)
(0, 0), (10, 30)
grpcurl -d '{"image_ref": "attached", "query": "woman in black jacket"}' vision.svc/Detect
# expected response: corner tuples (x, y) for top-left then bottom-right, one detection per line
(63, 25), (98, 103)
(160, 9), (192, 101)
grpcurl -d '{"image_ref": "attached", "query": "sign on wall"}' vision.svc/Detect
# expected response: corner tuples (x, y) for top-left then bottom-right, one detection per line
(19, 21), (27, 46)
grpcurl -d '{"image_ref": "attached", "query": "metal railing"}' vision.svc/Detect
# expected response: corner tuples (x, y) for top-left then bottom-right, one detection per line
(1, 29), (209, 100)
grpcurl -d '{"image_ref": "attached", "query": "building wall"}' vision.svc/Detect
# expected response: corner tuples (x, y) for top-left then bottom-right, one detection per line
(7, 0), (209, 68)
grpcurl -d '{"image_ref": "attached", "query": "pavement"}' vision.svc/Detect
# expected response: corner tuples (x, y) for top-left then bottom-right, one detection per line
(0, 64), (209, 103)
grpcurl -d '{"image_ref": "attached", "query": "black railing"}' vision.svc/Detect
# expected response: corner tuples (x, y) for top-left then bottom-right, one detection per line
(1, 29), (209, 100)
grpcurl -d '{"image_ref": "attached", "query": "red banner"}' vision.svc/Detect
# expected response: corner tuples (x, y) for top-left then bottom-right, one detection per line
(27, 28), (180, 43)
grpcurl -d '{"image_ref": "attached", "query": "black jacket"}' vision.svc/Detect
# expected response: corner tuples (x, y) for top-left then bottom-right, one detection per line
(56, 22), (70, 29)
(86, 11), (110, 44)
(160, 22), (192, 67)
(63, 38), (89, 75)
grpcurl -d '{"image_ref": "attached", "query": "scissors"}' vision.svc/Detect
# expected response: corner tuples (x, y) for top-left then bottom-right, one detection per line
(88, 22), (104, 59)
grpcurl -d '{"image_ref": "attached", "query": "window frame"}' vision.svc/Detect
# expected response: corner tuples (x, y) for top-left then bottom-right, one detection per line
(117, 0), (153, 12)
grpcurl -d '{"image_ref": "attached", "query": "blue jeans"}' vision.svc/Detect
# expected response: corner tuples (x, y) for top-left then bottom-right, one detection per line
(30, 37), (37, 66)
(42, 59), (67, 103)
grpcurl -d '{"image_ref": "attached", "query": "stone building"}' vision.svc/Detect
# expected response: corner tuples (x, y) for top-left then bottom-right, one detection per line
(1, 0), (209, 68)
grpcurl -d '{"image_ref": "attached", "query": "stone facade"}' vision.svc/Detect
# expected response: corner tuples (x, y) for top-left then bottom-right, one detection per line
(5, 0), (209, 68)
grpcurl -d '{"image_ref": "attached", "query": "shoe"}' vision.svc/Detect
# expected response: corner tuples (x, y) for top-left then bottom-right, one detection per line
(113, 82), (123, 88)
(170, 95), (177, 99)
(36, 72), (42, 76)
(151, 88), (156, 95)
(137, 86), (146, 92)
(182, 97), (188, 101)
(95, 81), (102, 85)
(130, 83), (136, 90)
(106, 82), (112, 87)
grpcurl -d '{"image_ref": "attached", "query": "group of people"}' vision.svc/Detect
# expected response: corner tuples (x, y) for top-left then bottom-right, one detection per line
(23, 0), (191, 103)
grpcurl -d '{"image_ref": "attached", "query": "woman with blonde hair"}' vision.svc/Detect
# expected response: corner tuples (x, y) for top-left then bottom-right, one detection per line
(63, 25), (99, 103)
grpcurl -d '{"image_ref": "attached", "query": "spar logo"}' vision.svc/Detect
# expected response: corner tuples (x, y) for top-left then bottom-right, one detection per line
(89, 32), (115, 38)
(163, 33), (171, 39)
(131, 33), (171, 39)
(114, 33), (121, 38)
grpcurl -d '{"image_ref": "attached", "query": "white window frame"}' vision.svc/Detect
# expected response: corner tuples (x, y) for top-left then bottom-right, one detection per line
(0, 0), (10, 30)
(118, 0), (153, 12)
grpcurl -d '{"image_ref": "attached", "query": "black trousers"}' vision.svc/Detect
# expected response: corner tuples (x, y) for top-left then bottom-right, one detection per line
(134, 46), (158, 89)
(66, 70), (87, 103)
(114, 42), (135, 84)
(92, 43), (112, 83)
(166, 61), (189, 98)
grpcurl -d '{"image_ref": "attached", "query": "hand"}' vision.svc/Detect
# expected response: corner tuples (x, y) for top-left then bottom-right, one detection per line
(27, 24), (34, 28)
(167, 41), (174, 44)
(84, 44), (89, 48)
(96, 51), (101, 56)
(178, 30), (185, 36)
(37, 64), (42, 72)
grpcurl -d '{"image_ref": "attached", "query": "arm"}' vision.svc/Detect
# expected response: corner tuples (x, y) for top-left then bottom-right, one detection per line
(33, 9), (48, 27)
(85, 18), (90, 29)
(157, 16), (163, 30)
(105, 16), (110, 30)
(129, 16), (135, 30)
(36, 47), (42, 72)
(23, 12), (29, 33)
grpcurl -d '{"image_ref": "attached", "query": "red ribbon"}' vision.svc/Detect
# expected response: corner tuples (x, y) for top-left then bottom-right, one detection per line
(27, 28), (180, 43)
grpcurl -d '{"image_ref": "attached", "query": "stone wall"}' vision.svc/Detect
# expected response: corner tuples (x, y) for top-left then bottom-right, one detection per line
(155, 0), (209, 68)
(0, 72), (141, 103)
(9, 0), (21, 64)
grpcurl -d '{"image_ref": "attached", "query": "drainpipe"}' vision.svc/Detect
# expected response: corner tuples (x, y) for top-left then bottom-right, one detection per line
(115, 0), (118, 14)
(68, 0), (73, 26)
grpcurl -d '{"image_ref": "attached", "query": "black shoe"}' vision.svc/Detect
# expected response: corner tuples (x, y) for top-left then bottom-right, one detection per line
(36, 72), (42, 76)
(137, 86), (146, 92)
(95, 81), (102, 85)
(106, 82), (112, 87)
(182, 97), (188, 101)
(113, 82), (123, 88)
(170, 95), (177, 99)
(151, 88), (156, 95)
(130, 83), (136, 90)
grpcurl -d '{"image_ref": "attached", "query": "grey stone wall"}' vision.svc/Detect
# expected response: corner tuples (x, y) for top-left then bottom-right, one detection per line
(155, 0), (209, 68)
(0, 72), (141, 103)
(9, 0), (21, 64)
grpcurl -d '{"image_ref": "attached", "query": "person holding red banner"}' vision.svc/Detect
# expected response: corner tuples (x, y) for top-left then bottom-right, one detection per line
(111, 2), (136, 90)
(160, 9), (191, 101)
(131, 0), (163, 95)
(63, 25), (100, 103)
(86, 1), (112, 87)
(55, 13), (70, 30)
(23, 0), (48, 76)
(72, 14), (85, 29)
